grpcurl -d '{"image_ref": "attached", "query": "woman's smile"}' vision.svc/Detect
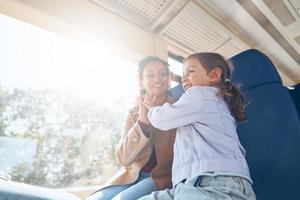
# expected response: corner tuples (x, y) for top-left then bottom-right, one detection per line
(152, 83), (165, 88)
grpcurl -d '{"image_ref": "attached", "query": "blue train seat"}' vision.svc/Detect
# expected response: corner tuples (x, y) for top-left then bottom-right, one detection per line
(289, 83), (300, 119)
(169, 83), (184, 99)
(229, 49), (300, 200)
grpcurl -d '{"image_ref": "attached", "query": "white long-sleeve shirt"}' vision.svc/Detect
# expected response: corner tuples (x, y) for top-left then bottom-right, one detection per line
(148, 86), (251, 186)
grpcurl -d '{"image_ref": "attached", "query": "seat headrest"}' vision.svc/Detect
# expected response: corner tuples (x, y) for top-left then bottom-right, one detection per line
(229, 49), (282, 90)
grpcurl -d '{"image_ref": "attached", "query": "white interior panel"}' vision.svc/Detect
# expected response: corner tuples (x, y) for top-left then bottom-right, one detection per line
(254, 0), (300, 53)
(288, 0), (300, 18)
(159, 1), (249, 58)
(216, 39), (249, 59)
(90, 0), (188, 31)
(91, 0), (171, 27)
(195, 0), (300, 84)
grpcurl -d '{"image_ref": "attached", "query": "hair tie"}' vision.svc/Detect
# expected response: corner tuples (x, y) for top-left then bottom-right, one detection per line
(224, 78), (231, 84)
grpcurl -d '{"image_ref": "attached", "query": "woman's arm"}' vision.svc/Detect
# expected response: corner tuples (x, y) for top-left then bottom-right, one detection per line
(115, 108), (151, 167)
(147, 87), (203, 131)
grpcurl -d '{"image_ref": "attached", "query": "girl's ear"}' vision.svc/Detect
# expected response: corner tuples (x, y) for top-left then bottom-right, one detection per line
(209, 67), (222, 84)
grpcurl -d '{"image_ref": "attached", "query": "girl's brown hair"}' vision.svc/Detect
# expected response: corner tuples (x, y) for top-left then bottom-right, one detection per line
(185, 52), (247, 121)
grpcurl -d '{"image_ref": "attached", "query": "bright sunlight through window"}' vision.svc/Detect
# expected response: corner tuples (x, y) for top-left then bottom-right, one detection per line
(0, 14), (138, 188)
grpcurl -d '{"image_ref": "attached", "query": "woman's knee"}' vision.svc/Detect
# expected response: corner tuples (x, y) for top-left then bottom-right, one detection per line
(86, 191), (106, 200)
(86, 185), (129, 200)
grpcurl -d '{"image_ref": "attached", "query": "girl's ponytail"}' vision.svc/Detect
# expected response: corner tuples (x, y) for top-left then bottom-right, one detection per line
(219, 79), (247, 121)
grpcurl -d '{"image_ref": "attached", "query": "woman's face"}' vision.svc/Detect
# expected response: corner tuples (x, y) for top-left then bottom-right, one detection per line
(140, 61), (169, 96)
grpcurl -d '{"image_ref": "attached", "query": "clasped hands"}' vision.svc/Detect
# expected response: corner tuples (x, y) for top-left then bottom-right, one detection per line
(141, 93), (160, 110)
(138, 93), (160, 125)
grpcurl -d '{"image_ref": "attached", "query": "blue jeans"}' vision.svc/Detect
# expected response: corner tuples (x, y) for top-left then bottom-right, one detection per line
(139, 173), (256, 200)
(86, 171), (158, 200)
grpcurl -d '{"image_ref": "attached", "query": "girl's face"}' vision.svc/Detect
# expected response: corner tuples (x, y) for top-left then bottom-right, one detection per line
(140, 61), (169, 96)
(182, 57), (212, 91)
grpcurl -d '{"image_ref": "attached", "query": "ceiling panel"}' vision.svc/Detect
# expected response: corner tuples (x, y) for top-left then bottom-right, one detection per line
(263, 0), (296, 26)
(159, 1), (249, 58)
(256, 0), (300, 52)
(216, 39), (249, 58)
(90, 0), (188, 31)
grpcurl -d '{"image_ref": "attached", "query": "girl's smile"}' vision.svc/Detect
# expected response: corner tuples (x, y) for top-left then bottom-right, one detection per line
(182, 57), (212, 91)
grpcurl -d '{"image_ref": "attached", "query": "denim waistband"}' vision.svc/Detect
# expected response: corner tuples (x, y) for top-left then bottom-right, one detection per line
(183, 172), (252, 187)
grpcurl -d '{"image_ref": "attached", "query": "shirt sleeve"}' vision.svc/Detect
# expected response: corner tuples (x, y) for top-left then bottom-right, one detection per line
(115, 112), (151, 167)
(148, 87), (204, 131)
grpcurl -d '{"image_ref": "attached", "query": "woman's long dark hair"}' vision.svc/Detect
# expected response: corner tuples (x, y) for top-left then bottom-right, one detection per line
(185, 52), (247, 121)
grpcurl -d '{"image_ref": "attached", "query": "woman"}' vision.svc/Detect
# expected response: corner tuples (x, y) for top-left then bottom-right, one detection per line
(86, 56), (176, 200)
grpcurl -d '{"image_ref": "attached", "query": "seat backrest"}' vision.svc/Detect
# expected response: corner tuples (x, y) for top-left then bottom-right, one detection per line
(229, 49), (300, 200)
(169, 83), (184, 99)
(289, 83), (300, 119)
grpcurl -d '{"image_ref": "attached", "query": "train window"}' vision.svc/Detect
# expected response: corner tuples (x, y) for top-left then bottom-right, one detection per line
(0, 13), (138, 188)
(168, 56), (183, 77)
(168, 55), (183, 87)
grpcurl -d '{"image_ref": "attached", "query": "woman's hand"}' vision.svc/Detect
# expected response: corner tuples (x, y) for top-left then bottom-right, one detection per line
(141, 94), (158, 110)
(139, 95), (150, 124)
(139, 93), (164, 124)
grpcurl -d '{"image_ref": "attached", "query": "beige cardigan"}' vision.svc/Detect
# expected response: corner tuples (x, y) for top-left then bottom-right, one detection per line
(103, 96), (176, 190)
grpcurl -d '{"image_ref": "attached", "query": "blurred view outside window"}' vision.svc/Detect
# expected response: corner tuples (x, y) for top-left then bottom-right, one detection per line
(168, 57), (183, 87)
(168, 57), (183, 77)
(0, 14), (139, 188)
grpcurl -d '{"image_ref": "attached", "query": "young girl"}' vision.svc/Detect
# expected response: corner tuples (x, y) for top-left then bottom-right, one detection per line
(139, 52), (256, 200)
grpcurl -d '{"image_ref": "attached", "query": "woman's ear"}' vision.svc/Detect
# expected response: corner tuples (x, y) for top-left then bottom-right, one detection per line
(138, 79), (143, 89)
(209, 67), (222, 84)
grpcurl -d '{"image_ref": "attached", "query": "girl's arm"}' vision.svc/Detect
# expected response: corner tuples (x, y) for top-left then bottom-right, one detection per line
(147, 87), (203, 131)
